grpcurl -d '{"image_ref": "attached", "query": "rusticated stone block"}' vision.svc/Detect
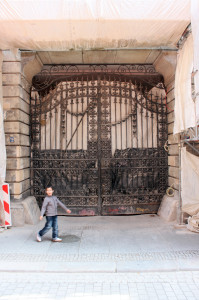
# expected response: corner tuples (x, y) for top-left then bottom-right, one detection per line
(6, 145), (30, 158)
(166, 80), (175, 93)
(167, 99), (174, 112)
(168, 122), (174, 134)
(168, 144), (179, 155)
(3, 86), (21, 97)
(9, 179), (30, 196)
(11, 189), (30, 201)
(21, 88), (30, 103)
(6, 157), (30, 170)
(168, 133), (180, 144)
(6, 169), (30, 182)
(167, 111), (174, 123)
(168, 166), (179, 178)
(2, 62), (21, 73)
(5, 133), (30, 146)
(4, 109), (29, 124)
(2, 73), (21, 85)
(3, 97), (30, 114)
(168, 156), (179, 167)
(4, 121), (29, 135)
(3, 86), (29, 104)
(166, 88), (175, 102)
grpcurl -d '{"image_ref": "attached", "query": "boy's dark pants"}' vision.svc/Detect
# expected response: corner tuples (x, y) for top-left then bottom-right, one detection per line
(39, 216), (58, 239)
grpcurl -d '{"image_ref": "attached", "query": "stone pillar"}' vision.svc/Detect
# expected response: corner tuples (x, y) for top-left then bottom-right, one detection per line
(2, 50), (43, 202)
(154, 51), (179, 221)
(2, 50), (42, 226)
(2, 50), (31, 200)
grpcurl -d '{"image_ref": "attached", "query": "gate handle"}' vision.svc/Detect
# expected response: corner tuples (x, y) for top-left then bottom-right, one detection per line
(164, 140), (169, 152)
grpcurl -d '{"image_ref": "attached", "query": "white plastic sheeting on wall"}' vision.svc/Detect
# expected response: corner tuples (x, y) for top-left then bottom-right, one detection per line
(0, 0), (190, 51)
(174, 34), (195, 134)
(191, 0), (199, 124)
(0, 52), (6, 186)
(0, 103), (6, 186)
(181, 147), (199, 216)
(0, 52), (6, 226)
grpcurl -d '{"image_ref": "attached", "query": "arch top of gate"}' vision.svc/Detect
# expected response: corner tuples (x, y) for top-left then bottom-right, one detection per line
(32, 64), (164, 92)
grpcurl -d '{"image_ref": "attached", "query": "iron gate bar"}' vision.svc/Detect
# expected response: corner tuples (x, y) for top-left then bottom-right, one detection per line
(30, 65), (167, 216)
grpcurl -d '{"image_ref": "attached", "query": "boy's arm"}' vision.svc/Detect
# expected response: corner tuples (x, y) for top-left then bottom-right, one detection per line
(40, 197), (48, 217)
(56, 197), (71, 213)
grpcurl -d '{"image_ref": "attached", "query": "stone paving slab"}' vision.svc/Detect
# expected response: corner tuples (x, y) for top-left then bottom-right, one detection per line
(0, 271), (199, 300)
(1, 271), (199, 283)
(116, 260), (178, 273)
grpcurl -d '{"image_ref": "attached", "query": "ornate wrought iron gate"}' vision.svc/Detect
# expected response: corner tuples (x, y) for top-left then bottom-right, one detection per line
(30, 65), (168, 215)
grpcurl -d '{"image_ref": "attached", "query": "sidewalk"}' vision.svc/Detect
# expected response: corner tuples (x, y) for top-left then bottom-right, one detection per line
(1, 271), (199, 300)
(0, 214), (199, 273)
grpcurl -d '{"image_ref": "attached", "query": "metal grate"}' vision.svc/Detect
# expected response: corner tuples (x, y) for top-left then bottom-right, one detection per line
(30, 65), (168, 215)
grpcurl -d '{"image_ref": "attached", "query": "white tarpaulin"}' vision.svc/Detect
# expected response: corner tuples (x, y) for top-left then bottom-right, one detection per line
(0, 103), (6, 185)
(0, 52), (6, 227)
(181, 147), (199, 216)
(0, 105), (6, 184)
(173, 34), (195, 134)
(0, 0), (191, 51)
(191, 0), (199, 124)
(0, 52), (6, 186)
(0, 99), (6, 227)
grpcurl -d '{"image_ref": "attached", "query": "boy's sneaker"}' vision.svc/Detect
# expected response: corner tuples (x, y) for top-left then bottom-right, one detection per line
(52, 237), (62, 242)
(36, 232), (41, 242)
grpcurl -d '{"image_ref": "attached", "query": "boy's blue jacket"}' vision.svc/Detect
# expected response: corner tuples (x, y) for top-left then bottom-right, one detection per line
(41, 196), (68, 216)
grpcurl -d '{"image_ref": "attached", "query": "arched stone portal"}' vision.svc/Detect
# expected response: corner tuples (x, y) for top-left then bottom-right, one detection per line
(2, 49), (178, 223)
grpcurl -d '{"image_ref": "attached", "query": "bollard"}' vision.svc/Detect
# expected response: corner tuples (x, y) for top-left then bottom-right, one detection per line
(2, 183), (12, 228)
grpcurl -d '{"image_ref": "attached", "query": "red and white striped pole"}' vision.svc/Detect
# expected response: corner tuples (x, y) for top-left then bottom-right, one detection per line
(2, 183), (12, 228)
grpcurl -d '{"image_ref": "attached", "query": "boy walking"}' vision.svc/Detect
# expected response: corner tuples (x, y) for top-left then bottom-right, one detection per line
(37, 186), (71, 242)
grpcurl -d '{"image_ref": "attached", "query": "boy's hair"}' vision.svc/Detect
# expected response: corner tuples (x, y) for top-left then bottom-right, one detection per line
(45, 185), (53, 190)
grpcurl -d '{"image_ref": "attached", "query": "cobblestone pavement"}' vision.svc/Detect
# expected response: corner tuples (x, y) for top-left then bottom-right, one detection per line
(1, 215), (199, 272)
(1, 250), (199, 262)
(0, 271), (199, 300)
